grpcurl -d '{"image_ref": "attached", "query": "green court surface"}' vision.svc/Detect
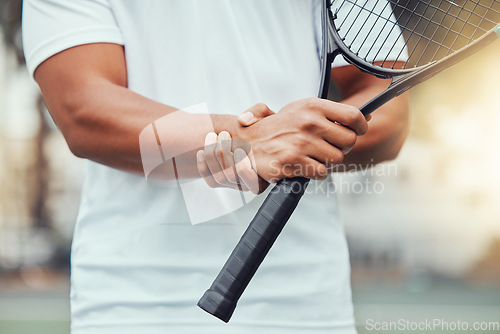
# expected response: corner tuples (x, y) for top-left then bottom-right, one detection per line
(0, 321), (70, 334)
(0, 292), (70, 334)
(353, 285), (500, 334)
(1, 284), (499, 334)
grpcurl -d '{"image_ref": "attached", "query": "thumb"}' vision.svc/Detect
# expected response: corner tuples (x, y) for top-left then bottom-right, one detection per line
(238, 103), (275, 126)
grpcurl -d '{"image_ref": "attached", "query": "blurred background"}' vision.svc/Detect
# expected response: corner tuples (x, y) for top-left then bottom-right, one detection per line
(1, 0), (499, 333)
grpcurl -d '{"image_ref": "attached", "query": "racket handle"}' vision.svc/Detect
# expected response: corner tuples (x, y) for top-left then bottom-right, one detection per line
(197, 177), (310, 322)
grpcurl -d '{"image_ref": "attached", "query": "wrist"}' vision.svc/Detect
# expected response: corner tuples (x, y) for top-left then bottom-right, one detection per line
(211, 114), (253, 152)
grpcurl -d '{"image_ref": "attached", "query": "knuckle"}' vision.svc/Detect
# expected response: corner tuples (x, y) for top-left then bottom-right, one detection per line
(281, 150), (301, 166)
(303, 97), (321, 110)
(345, 106), (362, 124)
(335, 150), (345, 164)
(328, 150), (344, 165)
(255, 103), (268, 110)
(227, 169), (238, 183)
(226, 174), (236, 184)
(345, 130), (357, 147)
(213, 173), (225, 185)
(298, 114), (320, 132)
(291, 134), (309, 151)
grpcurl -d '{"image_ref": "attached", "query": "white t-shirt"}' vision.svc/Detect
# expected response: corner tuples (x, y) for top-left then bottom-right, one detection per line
(23, 1), (405, 333)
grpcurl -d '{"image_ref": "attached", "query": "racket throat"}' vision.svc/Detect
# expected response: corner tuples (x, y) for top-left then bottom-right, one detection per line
(360, 65), (431, 116)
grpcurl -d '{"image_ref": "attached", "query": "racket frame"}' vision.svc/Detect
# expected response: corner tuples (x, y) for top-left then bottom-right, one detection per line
(326, 10), (500, 115)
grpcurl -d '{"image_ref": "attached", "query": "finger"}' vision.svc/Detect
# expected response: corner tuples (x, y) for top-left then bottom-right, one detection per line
(196, 150), (219, 188)
(279, 156), (329, 181)
(242, 147), (262, 186)
(234, 149), (260, 194)
(199, 149), (247, 191)
(299, 137), (346, 168)
(325, 103), (368, 136)
(216, 131), (237, 184)
(317, 121), (358, 154)
(242, 147), (264, 190)
(245, 147), (258, 174)
(304, 99), (368, 136)
(203, 132), (229, 186)
(301, 157), (329, 180)
(365, 114), (372, 122)
(237, 103), (275, 126)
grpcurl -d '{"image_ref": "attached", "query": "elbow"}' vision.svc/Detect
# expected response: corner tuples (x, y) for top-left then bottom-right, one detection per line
(377, 119), (409, 163)
(366, 117), (409, 164)
(345, 94), (410, 167)
(381, 135), (406, 162)
(65, 111), (95, 159)
(49, 93), (94, 159)
(66, 131), (87, 159)
(378, 102), (410, 162)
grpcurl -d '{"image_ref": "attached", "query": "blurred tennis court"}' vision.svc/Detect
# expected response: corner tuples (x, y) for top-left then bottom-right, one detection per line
(0, 290), (70, 334)
(1, 283), (500, 334)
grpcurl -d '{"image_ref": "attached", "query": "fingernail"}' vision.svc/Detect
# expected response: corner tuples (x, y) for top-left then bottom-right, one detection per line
(234, 148), (246, 163)
(238, 112), (254, 124)
(205, 132), (217, 145)
(197, 150), (204, 162)
(218, 131), (231, 141)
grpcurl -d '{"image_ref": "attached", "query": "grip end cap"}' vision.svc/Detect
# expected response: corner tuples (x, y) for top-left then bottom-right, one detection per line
(197, 289), (236, 323)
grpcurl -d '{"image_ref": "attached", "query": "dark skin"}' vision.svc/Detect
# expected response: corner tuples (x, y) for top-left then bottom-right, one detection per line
(34, 43), (408, 193)
(332, 63), (409, 169)
(198, 64), (409, 192)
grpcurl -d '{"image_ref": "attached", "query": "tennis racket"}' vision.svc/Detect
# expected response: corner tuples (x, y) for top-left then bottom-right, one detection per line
(198, 0), (500, 322)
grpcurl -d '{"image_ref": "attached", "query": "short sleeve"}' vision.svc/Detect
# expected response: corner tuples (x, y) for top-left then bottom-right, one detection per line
(22, 0), (124, 77)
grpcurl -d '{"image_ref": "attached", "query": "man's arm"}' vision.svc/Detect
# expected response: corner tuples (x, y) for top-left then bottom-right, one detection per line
(34, 43), (243, 177)
(331, 64), (410, 169)
(34, 43), (368, 182)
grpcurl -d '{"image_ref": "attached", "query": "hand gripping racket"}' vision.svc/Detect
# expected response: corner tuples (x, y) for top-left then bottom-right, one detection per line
(198, 0), (499, 322)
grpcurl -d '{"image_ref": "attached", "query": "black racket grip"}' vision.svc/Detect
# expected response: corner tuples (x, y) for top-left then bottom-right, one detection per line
(197, 177), (310, 322)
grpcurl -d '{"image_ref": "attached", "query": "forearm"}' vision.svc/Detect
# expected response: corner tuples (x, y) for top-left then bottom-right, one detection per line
(34, 43), (253, 180)
(35, 45), (368, 184)
(42, 80), (242, 178)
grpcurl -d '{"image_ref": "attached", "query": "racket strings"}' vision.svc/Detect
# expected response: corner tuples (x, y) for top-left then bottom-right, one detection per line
(414, 0), (459, 64)
(399, 0), (499, 64)
(387, 0), (440, 66)
(349, 0), (385, 50)
(332, 0), (500, 69)
(404, 0), (464, 64)
(337, 0), (458, 65)
(443, 0), (483, 56)
(335, 0), (408, 68)
(370, 0), (416, 67)
(398, 0), (498, 29)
